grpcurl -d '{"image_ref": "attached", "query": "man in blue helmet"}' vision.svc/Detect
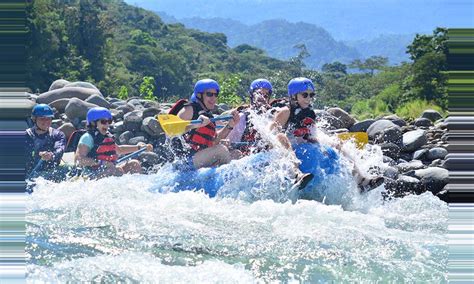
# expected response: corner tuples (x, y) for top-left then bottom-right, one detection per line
(75, 107), (153, 178)
(176, 78), (240, 169)
(26, 104), (67, 180)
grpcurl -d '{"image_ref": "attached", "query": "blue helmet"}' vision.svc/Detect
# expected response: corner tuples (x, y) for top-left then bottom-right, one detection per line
(287, 77), (315, 97)
(190, 79), (220, 102)
(87, 107), (112, 124)
(32, 104), (54, 118)
(249, 78), (272, 95)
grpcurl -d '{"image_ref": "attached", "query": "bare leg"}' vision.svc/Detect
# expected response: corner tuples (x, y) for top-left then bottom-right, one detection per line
(119, 159), (142, 174)
(192, 144), (232, 169)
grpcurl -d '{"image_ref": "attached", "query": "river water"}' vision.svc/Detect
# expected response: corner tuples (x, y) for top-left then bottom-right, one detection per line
(26, 143), (447, 282)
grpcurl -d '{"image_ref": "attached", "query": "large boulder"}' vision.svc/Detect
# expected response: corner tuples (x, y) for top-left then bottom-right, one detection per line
(402, 129), (428, 152)
(64, 98), (98, 122)
(414, 117), (433, 127)
(129, 136), (147, 144)
(379, 142), (401, 160)
(142, 100), (161, 109)
(57, 123), (75, 141)
(384, 175), (423, 198)
(123, 110), (143, 132)
(37, 87), (102, 104)
(85, 94), (111, 109)
(396, 160), (425, 173)
(426, 147), (448, 161)
(413, 149), (429, 160)
(314, 111), (344, 130)
(421, 109), (443, 122)
(117, 104), (135, 115)
(327, 107), (356, 129)
(349, 119), (376, 133)
(48, 98), (71, 113)
(64, 81), (101, 93)
(367, 120), (400, 139)
(118, 131), (133, 145)
(414, 167), (449, 195)
(142, 107), (161, 119)
(49, 79), (70, 91)
(373, 126), (403, 145)
(383, 114), (407, 127)
(141, 117), (163, 137)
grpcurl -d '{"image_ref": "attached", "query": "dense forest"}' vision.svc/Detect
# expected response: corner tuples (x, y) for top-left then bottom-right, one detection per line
(26, 0), (448, 119)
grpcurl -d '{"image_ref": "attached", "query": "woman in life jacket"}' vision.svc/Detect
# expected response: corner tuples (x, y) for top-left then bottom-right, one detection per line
(227, 78), (275, 156)
(271, 77), (383, 192)
(177, 79), (240, 169)
(75, 107), (153, 178)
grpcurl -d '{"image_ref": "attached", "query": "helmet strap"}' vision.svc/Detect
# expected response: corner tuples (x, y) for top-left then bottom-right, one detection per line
(197, 93), (210, 111)
(34, 119), (48, 133)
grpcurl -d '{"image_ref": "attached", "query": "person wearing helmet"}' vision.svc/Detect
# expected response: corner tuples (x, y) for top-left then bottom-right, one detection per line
(176, 79), (240, 169)
(226, 78), (275, 156)
(271, 77), (383, 192)
(26, 104), (67, 180)
(75, 107), (153, 178)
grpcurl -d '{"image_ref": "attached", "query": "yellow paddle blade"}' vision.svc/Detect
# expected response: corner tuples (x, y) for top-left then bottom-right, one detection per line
(157, 114), (192, 137)
(337, 132), (369, 149)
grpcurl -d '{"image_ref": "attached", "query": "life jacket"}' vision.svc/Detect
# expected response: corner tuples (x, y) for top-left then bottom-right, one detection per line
(184, 102), (216, 152)
(66, 129), (87, 153)
(287, 104), (316, 140)
(86, 130), (118, 162)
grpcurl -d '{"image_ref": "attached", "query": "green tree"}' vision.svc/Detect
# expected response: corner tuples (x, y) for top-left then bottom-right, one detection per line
(349, 56), (388, 75)
(322, 61), (347, 74)
(139, 76), (156, 101)
(117, 85), (129, 100)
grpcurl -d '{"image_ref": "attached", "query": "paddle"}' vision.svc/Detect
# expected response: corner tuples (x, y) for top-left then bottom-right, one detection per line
(27, 159), (44, 180)
(337, 132), (368, 148)
(158, 114), (233, 137)
(116, 147), (147, 164)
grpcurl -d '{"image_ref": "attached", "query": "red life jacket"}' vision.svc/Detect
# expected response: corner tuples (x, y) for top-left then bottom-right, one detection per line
(87, 130), (118, 162)
(184, 102), (216, 152)
(287, 104), (316, 140)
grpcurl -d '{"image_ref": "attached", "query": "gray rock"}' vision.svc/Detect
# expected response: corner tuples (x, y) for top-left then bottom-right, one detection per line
(123, 110), (143, 132)
(129, 136), (147, 144)
(413, 149), (429, 160)
(314, 111), (344, 130)
(396, 160), (425, 173)
(64, 81), (101, 93)
(383, 166), (399, 179)
(142, 100), (160, 109)
(349, 119), (376, 132)
(37, 87), (102, 104)
(380, 142), (401, 160)
(64, 98), (98, 121)
(58, 123), (75, 141)
(427, 147), (448, 160)
(127, 98), (142, 107)
(421, 109), (443, 122)
(384, 115), (407, 127)
(402, 129), (428, 152)
(48, 98), (71, 113)
(414, 167), (449, 195)
(430, 159), (444, 167)
(367, 120), (400, 139)
(111, 101), (126, 108)
(383, 155), (396, 166)
(111, 109), (124, 120)
(108, 97), (121, 104)
(118, 131), (134, 145)
(49, 79), (70, 91)
(373, 126), (403, 145)
(327, 107), (356, 129)
(142, 107), (161, 119)
(117, 104), (135, 115)
(110, 121), (124, 134)
(85, 94), (111, 109)
(141, 117), (163, 137)
(384, 175), (423, 198)
(51, 119), (63, 129)
(414, 117), (433, 127)
(138, 151), (163, 166)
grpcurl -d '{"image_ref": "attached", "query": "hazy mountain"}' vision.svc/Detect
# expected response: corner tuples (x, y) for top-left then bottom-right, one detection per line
(126, 0), (473, 41)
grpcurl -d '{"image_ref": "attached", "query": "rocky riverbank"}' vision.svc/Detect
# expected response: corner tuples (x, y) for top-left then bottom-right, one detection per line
(29, 79), (449, 201)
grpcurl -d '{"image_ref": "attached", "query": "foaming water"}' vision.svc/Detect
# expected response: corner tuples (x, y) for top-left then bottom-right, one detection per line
(26, 112), (447, 282)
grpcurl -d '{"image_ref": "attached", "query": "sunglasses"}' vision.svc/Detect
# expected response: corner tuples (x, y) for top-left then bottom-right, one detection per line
(204, 92), (219, 98)
(300, 92), (316, 99)
(98, 119), (113, 124)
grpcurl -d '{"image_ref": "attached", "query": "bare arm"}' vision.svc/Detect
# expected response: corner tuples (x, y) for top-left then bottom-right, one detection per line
(177, 106), (210, 132)
(75, 144), (100, 167)
(270, 107), (290, 132)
